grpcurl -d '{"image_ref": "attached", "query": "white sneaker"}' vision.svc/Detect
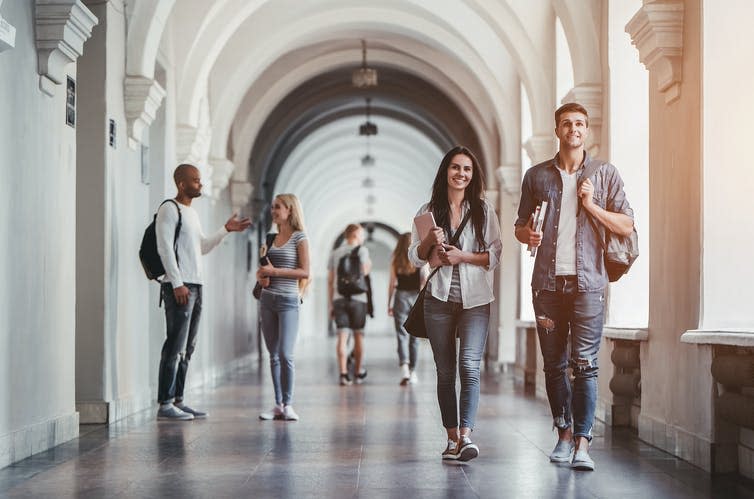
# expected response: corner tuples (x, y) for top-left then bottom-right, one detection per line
(442, 439), (459, 460)
(400, 364), (411, 385)
(283, 405), (299, 421)
(259, 404), (284, 420)
(408, 370), (419, 384)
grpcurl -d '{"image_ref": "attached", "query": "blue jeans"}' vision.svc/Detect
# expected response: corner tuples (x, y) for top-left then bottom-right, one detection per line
(260, 290), (300, 406)
(158, 283), (203, 404)
(393, 289), (420, 369)
(424, 294), (490, 430)
(533, 276), (605, 440)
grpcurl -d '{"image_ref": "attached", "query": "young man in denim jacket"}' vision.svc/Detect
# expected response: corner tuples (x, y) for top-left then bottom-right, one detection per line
(514, 103), (634, 471)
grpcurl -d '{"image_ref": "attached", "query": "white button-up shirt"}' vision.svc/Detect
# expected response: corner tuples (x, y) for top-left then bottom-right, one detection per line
(408, 198), (502, 309)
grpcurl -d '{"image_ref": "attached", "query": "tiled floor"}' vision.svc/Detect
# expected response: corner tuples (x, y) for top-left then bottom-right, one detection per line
(1, 334), (753, 498)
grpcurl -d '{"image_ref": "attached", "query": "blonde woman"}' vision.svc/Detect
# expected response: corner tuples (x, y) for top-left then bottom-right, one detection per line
(257, 194), (310, 421)
(387, 232), (425, 385)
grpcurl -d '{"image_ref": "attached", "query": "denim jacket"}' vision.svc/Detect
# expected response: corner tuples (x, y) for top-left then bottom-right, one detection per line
(409, 198), (502, 309)
(515, 153), (634, 292)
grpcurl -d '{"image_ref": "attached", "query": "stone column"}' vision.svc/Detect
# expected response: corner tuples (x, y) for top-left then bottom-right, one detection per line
(627, 0), (713, 472)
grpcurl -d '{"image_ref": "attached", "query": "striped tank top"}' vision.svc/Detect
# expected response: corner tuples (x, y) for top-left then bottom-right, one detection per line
(266, 231), (307, 295)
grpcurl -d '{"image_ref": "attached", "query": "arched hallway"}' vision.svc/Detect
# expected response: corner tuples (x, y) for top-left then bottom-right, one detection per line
(3, 0), (754, 494)
(1, 332), (753, 498)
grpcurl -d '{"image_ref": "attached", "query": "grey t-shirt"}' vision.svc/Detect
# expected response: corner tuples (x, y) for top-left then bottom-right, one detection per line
(328, 244), (371, 303)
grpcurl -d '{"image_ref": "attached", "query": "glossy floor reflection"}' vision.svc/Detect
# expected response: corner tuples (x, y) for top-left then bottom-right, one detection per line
(1, 333), (753, 498)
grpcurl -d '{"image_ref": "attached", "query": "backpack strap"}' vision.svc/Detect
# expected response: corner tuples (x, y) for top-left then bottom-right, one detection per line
(157, 199), (182, 306)
(160, 199), (182, 268)
(576, 160), (608, 252)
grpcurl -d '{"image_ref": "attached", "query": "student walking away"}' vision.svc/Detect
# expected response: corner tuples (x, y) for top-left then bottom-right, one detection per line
(388, 232), (425, 385)
(256, 194), (310, 422)
(156, 164), (251, 421)
(408, 146), (502, 462)
(328, 224), (372, 386)
(515, 102), (634, 471)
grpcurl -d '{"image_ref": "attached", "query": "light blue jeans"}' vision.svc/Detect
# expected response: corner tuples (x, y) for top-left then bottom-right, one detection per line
(424, 294), (490, 430)
(393, 289), (420, 369)
(260, 290), (300, 406)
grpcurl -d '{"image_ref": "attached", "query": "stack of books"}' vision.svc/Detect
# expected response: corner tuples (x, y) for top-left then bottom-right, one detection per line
(528, 201), (548, 257)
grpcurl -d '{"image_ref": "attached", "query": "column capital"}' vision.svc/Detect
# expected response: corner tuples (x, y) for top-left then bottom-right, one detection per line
(523, 135), (556, 165)
(208, 157), (235, 199)
(125, 76), (166, 149)
(35, 0), (98, 96)
(626, 1), (684, 104)
(230, 181), (254, 211)
(0, 6), (16, 52)
(496, 164), (521, 197)
(562, 83), (603, 157)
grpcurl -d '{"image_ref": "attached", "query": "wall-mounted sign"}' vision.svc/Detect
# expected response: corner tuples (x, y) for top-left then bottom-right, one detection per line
(65, 76), (75, 127)
(109, 119), (116, 148)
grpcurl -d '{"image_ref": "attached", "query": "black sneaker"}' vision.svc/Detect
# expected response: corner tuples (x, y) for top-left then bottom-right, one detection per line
(339, 373), (353, 386)
(457, 436), (479, 462)
(355, 369), (368, 384)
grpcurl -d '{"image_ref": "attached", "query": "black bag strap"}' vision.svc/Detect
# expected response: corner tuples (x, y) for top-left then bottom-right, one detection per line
(264, 232), (277, 249)
(418, 208), (473, 291)
(159, 199), (182, 267)
(157, 199), (182, 306)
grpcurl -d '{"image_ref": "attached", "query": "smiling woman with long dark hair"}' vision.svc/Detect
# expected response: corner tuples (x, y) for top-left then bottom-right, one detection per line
(408, 146), (502, 462)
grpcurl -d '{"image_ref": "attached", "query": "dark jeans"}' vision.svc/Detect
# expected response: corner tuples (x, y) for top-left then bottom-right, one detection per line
(533, 276), (605, 440)
(158, 283), (202, 404)
(424, 294), (490, 430)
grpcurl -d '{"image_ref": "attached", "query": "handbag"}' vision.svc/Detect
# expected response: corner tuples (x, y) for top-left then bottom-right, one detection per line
(252, 233), (277, 299)
(579, 160), (639, 282)
(403, 209), (472, 338)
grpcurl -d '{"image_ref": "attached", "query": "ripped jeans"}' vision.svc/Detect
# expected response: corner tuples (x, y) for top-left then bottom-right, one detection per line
(533, 276), (605, 441)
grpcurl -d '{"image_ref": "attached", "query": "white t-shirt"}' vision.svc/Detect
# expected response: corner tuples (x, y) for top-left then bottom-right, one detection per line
(555, 168), (578, 276)
(156, 200), (227, 287)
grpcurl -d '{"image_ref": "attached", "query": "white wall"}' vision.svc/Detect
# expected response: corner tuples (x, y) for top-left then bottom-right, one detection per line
(0, 0), (79, 465)
(606, 0), (649, 328)
(701, 0), (754, 329)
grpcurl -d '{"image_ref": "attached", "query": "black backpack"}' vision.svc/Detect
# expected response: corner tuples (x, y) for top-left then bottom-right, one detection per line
(139, 199), (182, 281)
(336, 246), (367, 297)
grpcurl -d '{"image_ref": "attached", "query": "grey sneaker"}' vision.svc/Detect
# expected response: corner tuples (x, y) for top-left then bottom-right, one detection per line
(259, 404), (284, 420)
(441, 439), (459, 460)
(355, 369), (368, 384)
(549, 440), (574, 463)
(157, 405), (194, 421)
(571, 448), (595, 471)
(457, 436), (479, 462)
(339, 373), (353, 386)
(282, 405), (299, 421)
(175, 403), (208, 419)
